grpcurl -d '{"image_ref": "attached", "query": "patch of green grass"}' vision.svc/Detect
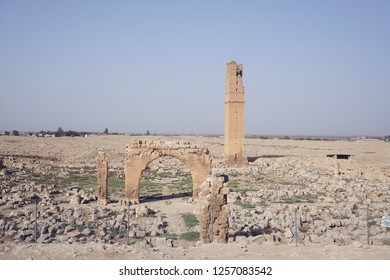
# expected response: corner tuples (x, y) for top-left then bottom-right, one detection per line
(279, 181), (295, 186)
(58, 173), (125, 198)
(235, 201), (256, 209)
(167, 174), (193, 193)
(180, 176), (193, 185)
(179, 231), (199, 241)
(332, 214), (350, 219)
(168, 184), (192, 193)
(28, 171), (57, 186)
(107, 177), (124, 194)
(229, 172), (240, 178)
(266, 180), (306, 188)
(235, 201), (268, 209)
(278, 194), (317, 204)
(181, 212), (199, 229)
(59, 174), (97, 189)
(140, 180), (160, 188)
(229, 180), (240, 191)
(140, 180), (162, 198)
(163, 233), (178, 240)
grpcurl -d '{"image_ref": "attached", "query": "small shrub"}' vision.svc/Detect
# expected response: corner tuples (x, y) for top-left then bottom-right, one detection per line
(148, 209), (157, 217)
(352, 204), (359, 215)
(235, 201), (256, 209)
(368, 220), (377, 227)
(299, 224), (310, 233)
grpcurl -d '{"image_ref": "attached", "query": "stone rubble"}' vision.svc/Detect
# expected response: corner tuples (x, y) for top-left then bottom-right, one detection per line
(1, 135), (389, 251)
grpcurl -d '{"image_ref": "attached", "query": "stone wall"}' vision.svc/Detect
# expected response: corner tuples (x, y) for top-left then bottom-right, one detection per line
(97, 148), (108, 205)
(199, 174), (229, 243)
(224, 61), (247, 166)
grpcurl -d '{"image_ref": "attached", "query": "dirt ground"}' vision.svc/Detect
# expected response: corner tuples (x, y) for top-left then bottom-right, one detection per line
(1, 241), (389, 260)
(1, 135), (389, 260)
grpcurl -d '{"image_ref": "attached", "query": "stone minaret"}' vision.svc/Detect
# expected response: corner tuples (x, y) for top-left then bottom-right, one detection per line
(224, 61), (247, 166)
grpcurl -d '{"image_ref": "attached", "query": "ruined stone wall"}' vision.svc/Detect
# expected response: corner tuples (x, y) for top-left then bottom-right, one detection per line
(97, 148), (108, 205)
(224, 61), (247, 166)
(199, 174), (229, 243)
(125, 139), (212, 204)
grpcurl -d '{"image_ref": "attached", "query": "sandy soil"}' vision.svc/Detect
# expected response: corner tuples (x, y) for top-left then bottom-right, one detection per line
(1, 241), (389, 260)
(1, 135), (389, 260)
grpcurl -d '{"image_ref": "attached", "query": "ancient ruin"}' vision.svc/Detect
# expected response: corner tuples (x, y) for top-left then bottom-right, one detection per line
(335, 161), (340, 176)
(96, 148), (108, 205)
(124, 139), (212, 204)
(327, 154), (352, 160)
(224, 61), (247, 166)
(199, 174), (229, 243)
(1, 135), (390, 259)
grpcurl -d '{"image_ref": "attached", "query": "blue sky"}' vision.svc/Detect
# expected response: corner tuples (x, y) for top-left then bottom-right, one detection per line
(1, 0), (389, 136)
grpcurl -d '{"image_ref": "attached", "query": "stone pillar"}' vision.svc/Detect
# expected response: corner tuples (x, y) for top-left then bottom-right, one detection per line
(199, 174), (229, 243)
(97, 148), (108, 205)
(334, 161), (340, 176)
(224, 61), (247, 166)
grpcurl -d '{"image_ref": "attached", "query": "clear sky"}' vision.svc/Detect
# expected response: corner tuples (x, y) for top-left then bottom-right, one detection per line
(1, 0), (389, 136)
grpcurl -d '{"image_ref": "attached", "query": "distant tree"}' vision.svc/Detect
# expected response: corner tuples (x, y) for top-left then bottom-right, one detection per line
(4, 131), (10, 136)
(12, 130), (19, 136)
(64, 130), (81, 137)
(146, 130), (150, 135)
(104, 128), (109, 135)
(55, 127), (64, 137)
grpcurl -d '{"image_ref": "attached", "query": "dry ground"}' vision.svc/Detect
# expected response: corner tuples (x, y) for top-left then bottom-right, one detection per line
(2, 241), (390, 260)
(1, 135), (389, 259)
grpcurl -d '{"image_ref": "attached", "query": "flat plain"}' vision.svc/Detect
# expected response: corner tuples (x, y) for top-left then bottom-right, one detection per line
(1, 135), (389, 259)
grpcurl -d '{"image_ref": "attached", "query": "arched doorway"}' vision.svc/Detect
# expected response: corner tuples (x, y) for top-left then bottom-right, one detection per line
(139, 156), (193, 202)
(124, 139), (212, 204)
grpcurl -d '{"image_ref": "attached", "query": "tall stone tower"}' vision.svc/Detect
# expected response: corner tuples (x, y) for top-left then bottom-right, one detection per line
(224, 61), (247, 166)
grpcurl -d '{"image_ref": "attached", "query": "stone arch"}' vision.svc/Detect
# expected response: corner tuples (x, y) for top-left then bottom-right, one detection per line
(125, 139), (212, 204)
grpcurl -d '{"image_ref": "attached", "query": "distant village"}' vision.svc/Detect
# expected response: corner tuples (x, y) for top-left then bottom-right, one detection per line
(0, 127), (122, 138)
(0, 128), (389, 142)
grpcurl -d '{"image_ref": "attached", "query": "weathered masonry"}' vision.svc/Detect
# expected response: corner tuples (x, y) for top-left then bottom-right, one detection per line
(199, 174), (229, 243)
(224, 61), (247, 166)
(97, 148), (108, 205)
(124, 139), (212, 204)
(327, 154), (352, 160)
